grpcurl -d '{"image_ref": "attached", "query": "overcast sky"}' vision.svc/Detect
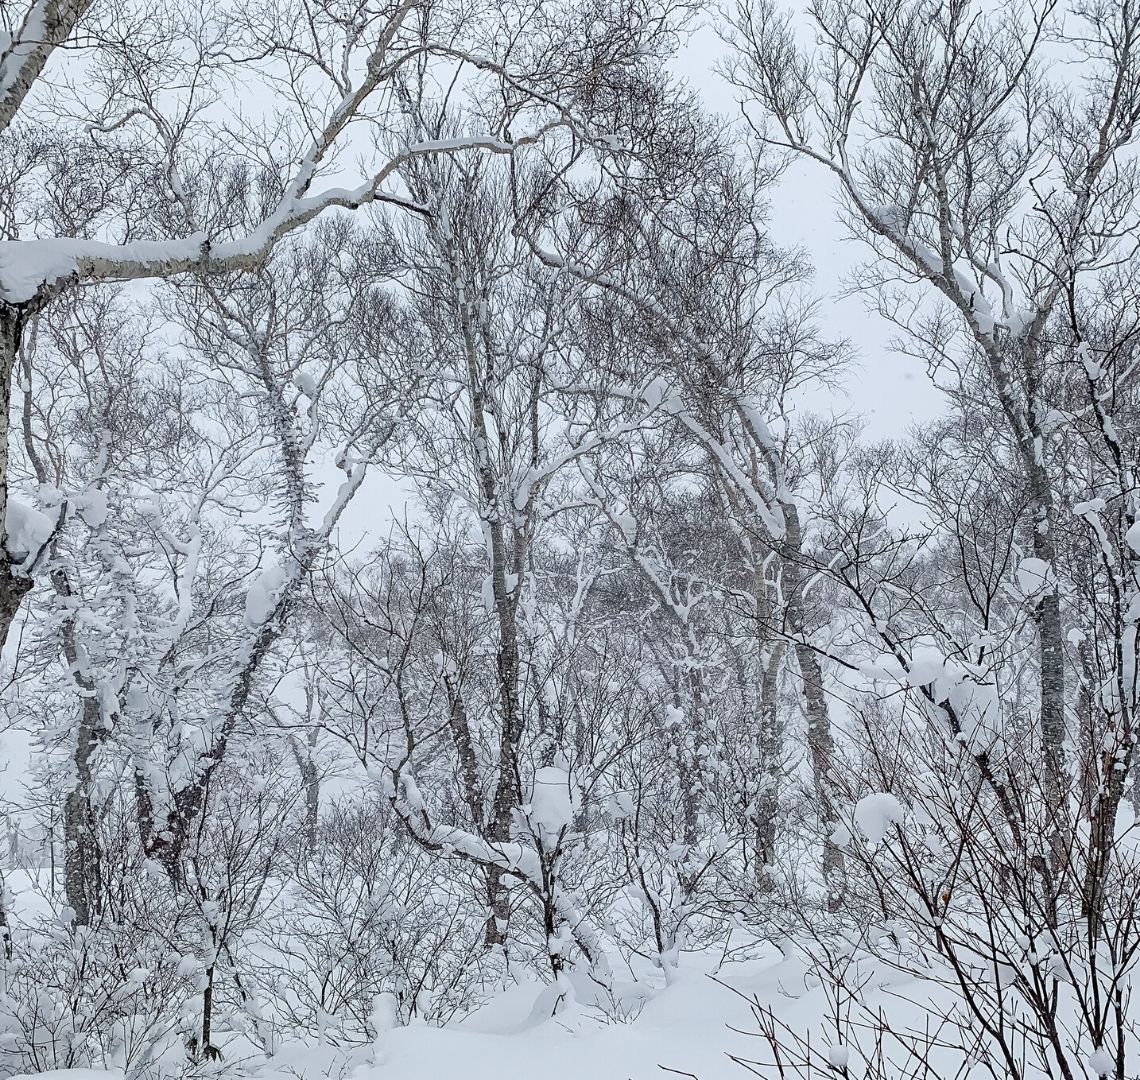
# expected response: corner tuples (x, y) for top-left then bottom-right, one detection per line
(675, 23), (947, 442)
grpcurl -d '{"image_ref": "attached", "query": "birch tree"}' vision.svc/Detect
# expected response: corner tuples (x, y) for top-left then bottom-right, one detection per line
(544, 115), (851, 906)
(0, 0), (619, 646)
(725, 0), (1140, 863)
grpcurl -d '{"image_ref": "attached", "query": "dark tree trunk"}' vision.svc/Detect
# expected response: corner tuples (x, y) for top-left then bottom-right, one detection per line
(753, 557), (785, 888)
(782, 505), (846, 911)
(0, 302), (34, 651)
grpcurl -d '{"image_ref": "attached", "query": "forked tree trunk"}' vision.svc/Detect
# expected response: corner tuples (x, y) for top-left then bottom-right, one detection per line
(794, 641), (846, 912)
(781, 505), (845, 911)
(289, 729), (321, 857)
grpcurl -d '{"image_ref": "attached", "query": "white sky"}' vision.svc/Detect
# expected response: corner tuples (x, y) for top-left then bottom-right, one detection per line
(675, 24), (947, 441)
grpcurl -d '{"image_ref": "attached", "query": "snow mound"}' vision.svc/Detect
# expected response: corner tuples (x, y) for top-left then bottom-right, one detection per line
(245, 563), (288, 627)
(827, 1045), (850, 1069)
(1016, 557), (1054, 601)
(860, 641), (1000, 751)
(904, 646), (946, 686)
(1089, 1049), (1114, 1076)
(1126, 520), (1140, 556)
(75, 486), (109, 528)
(294, 369), (319, 398)
(528, 767), (578, 844)
(853, 793), (904, 844)
(5, 498), (53, 562)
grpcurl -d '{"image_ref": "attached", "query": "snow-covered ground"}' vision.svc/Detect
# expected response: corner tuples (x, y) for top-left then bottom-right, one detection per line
(9, 942), (1139, 1080)
(4, 942), (838, 1080)
(224, 948), (811, 1080)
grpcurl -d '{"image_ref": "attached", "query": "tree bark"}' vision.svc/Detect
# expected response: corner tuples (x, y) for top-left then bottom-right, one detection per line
(0, 0), (98, 136)
(781, 505), (845, 911)
(753, 559), (785, 888)
(0, 302), (35, 651)
(50, 566), (106, 925)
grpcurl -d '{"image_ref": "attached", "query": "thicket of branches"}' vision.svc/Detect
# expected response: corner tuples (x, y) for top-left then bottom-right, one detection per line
(1, 0), (1140, 1078)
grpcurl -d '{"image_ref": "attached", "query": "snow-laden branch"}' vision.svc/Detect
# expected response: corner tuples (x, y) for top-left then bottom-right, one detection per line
(0, 0), (583, 306)
(600, 377), (787, 540)
(389, 776), (614, 984)
(0, 0), (94, 135)
(0, 125), (569, 303)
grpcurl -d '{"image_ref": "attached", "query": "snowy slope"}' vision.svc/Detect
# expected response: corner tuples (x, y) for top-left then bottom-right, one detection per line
(256, 952), (785, 1080)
